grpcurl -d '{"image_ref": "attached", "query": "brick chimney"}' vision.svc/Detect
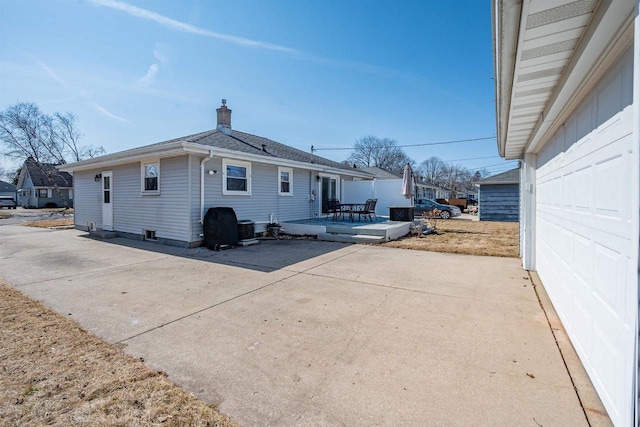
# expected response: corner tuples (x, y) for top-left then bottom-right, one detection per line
(216, 99), (232, 135)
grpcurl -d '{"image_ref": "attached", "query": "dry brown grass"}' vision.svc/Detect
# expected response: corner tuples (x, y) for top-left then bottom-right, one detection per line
(383, 219), (519, 258)
(0, 281), (238, 427)
(23, 218), (75, 228)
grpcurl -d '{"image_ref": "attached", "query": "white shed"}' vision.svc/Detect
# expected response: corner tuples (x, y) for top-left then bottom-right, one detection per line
(493, 1), (638, 425)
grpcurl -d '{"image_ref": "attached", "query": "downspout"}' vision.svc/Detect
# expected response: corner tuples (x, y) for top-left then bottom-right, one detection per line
(200, 150), (214, 224)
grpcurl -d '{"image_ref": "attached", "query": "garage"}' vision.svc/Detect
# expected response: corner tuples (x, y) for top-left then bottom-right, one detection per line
(492, 1), (638, 425)
(536, 47), (635, 426)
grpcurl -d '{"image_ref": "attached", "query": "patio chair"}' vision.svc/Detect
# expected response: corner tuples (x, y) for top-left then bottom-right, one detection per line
(357, 198), (378, 222)
(326, 198), (343, 221)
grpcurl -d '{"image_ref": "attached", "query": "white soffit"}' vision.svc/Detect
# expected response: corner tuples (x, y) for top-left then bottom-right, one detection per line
(504, 0), (597, 159)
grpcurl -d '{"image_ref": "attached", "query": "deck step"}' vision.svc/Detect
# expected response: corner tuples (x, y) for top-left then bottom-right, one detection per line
(317, 233), (385, 244)
(325, 224), (387, 236)
(89, 229), (119, 239)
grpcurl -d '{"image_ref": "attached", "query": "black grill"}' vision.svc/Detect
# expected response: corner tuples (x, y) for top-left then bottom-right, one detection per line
(203, 207), (239, 250)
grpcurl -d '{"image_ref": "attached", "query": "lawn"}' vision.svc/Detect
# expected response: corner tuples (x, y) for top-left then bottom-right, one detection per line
(383, 218), (520, 258)
(0, 281), (238, 427)
(23, 218), (74, 228)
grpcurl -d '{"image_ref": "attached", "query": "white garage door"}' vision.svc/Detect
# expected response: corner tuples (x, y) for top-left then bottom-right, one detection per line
(535, 48), (635, 426)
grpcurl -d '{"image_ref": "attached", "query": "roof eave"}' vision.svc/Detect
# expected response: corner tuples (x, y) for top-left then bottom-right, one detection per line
(182, 143), (372, 178)
(58, 141), (189, 172)
(493, 0), (523, 159)
(58, 140), (371, 178)
(524, 2), (634, 155)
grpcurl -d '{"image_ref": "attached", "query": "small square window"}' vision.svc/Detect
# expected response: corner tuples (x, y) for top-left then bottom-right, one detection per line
(37, 189), (48, 198)
(223, 159), (251, 195)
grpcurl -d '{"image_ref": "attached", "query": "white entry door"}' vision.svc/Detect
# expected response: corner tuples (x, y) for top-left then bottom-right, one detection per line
(101, 171), (113, 231)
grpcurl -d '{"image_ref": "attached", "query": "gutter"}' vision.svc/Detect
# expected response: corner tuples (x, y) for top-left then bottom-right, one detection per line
(200, 150), (214, 224)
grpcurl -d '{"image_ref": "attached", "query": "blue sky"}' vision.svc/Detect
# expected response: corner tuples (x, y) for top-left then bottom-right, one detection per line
(0, 0), (517, 175)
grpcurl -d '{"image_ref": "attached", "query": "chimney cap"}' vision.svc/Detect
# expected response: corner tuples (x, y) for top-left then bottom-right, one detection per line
(221, 99), (227, 106)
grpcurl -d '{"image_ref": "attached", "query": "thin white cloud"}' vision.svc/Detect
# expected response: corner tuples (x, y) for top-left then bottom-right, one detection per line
(29, 55), (70, 89)
(92, 103), (130, 123)
(24, 52), (131, 124)
(153, 43), (168, 63)
(88, 0), (298, 53)
(138, 63), (159, 85)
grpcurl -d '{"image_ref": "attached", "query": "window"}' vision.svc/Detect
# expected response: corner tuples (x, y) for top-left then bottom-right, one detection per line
(141, 160), (160, 194)
(223, 159), (251, 195)
(278, 167), (293, 196)
(37, 189), (48, 198)
(68, 189), (73, 200)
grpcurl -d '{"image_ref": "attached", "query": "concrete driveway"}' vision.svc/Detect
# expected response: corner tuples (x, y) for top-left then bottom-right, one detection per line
(0, 225), (603, 426)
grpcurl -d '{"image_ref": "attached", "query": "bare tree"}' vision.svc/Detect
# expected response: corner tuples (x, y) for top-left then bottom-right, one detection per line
(0, 102), (104, 164)
(347, 135), (413, 175)
(0, 102), (105, 208)
(471, 168), (491, 181)
(417, 156), (445, 185)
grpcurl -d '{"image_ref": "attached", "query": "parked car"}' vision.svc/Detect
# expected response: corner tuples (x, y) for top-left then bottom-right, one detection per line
(414, 198), (461, 219)
(0, 196), (17, 209)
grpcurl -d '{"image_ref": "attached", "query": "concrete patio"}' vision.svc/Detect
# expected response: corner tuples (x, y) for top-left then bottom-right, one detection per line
(0, 224), (609, 426)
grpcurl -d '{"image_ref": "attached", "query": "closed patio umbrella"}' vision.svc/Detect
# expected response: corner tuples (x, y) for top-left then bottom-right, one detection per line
(402, 163), (415, 205)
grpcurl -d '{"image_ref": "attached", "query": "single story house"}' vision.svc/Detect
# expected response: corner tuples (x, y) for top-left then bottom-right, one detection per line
(0, 180), (17, 201)
(59, 100), (372, 247)
(17, 158), (73, 208)
(475, 168), (519, 222)
(493, 0), (638, 425)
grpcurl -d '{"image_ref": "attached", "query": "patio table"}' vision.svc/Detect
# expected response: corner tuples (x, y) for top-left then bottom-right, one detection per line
(339, 203), (364, 222)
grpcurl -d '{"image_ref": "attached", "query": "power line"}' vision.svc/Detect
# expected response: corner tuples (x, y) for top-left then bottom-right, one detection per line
(442, 155), (501, 162)
(312, 136), (496, 151)
(474, 160), (519, 170)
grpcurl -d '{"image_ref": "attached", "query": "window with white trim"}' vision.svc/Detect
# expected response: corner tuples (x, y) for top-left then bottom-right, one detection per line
(278, 167), (293, 196)
(37, 189), (48, 198)
(141, 160), (160, 195)
(223, 159), (251, 195)
(68, 189), (73, 200)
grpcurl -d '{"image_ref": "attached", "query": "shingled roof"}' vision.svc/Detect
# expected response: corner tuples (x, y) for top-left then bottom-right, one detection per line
(147, 128), (351, 171)
(24, 158), (73, 187)
(0, 180), (16, 192)
(361, 166), (402, 179)
(477, 168), (519, 185)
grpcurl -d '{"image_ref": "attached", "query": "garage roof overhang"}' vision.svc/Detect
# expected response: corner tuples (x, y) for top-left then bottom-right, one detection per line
(493, 0), (635, 160)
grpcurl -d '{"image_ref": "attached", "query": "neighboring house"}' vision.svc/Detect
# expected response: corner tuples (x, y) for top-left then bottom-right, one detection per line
(475, 168), (519, 222)
(17, 158), (73, 208)
(59, 100), (372, 247)
(493, 1), (638, 425)
(342, 166), (445, 216)
(0, 180), (17, 200)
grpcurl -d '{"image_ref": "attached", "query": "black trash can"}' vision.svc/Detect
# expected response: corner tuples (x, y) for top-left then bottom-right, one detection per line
(237, 220), (255, 240)
(203, 207), (238, 250)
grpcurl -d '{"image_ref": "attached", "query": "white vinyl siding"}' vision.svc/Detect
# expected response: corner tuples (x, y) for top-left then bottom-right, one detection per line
(193, 157), (339, 237)
(114, 156), (190, 242)
(534, 47), (635, 426)
(73, 170), (104, 229)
